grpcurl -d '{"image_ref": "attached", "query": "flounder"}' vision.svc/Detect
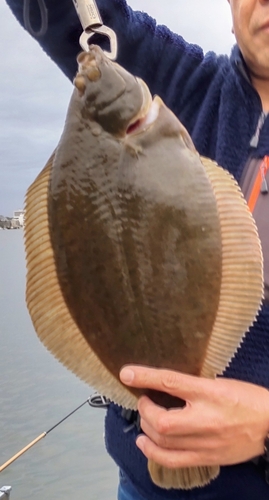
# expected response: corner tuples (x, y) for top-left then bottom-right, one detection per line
(24, 45), (263, 490)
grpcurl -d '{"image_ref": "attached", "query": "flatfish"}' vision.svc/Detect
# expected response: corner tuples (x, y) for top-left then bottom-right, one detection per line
(24, 45), (263, 490)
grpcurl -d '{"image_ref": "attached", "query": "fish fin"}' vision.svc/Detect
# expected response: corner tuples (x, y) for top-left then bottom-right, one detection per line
(148, 460), (219, 490)
(24, 155), (137, 410)
(200, 157), (263, 378)
(149, 158), (263, 491)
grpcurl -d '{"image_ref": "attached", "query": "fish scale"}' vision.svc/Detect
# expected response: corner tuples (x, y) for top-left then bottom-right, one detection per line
(123, 220), (185, 362)
(116, 157), (220, 373)
(120, 198), (184, 364)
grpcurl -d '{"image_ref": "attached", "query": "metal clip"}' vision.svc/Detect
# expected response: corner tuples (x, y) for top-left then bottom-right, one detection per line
(72, 0), (118, 60)
(88, 393), (110, 408)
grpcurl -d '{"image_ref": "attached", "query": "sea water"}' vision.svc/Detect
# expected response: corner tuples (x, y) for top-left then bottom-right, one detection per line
(0, 229), (118, 499)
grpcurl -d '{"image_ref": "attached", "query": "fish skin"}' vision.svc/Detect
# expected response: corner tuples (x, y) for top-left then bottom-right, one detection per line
(25, 45), (263, 489)
(48, 45), (222, 407)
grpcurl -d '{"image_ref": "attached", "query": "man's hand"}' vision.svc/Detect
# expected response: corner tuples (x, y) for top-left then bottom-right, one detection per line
(119, 366), (269, 469)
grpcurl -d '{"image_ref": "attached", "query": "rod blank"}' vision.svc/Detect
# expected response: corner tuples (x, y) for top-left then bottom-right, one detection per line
(0, 398), (90, 473)
(0, 433), (46, 473)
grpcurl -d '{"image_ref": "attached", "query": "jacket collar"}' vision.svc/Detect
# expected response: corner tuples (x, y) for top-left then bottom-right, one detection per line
(230, 45), (252, 84)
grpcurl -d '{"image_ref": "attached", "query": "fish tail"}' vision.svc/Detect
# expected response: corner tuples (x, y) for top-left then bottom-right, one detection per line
(148, 459), (219, 490)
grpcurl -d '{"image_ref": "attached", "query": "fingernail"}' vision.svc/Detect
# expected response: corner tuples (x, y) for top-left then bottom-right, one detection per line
(120, 368), (134, 384)
(136, 436), (145, 452)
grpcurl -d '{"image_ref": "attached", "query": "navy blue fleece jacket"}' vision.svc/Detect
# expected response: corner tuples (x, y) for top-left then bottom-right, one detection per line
(5, 1), (269, 499)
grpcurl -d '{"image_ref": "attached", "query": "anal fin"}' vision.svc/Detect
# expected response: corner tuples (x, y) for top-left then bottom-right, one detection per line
(200, 157), (263, 378)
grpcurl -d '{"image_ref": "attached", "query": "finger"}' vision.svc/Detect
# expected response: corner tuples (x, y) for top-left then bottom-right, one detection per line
(136, 435), (218, 468)
(140, 418), (219, 452)
(138, 396), (187, 436)
(138, 396), (214, 437)
(138, 396), (220, 437)
(120, 365), (214, 401)
(140, 417), (219, 451)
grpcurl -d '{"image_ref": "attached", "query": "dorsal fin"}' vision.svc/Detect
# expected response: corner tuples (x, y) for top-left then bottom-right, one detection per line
(200, 157), (263, 378)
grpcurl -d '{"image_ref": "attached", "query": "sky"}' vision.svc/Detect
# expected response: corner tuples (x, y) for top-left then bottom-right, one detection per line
(0, 0), (234, 216)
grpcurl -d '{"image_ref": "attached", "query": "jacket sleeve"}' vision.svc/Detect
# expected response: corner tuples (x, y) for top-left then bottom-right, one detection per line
(5, 0), (222, 117)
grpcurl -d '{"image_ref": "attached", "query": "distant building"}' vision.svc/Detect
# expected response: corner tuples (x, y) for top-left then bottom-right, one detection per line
(0, 210), (25, 229)
(0, 216), (11, 229)
(13, 209), (25, 227)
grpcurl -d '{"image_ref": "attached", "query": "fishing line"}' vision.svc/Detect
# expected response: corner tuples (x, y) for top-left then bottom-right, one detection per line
(0, 394), (109, 473)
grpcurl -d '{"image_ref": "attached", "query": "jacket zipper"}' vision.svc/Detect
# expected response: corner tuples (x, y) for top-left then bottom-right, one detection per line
(250, 112), (267, 148)
(248, 156), (269, 213)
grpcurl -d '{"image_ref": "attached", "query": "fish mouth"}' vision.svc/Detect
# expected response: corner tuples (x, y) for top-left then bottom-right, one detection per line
(126, 80), (161, 136)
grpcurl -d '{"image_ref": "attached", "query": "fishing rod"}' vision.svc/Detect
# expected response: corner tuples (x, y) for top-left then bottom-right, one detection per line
(0, 393), (109, 474)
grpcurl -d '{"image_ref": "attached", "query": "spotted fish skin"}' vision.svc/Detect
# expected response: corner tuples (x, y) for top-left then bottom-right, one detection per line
(48, 45), (222, 406)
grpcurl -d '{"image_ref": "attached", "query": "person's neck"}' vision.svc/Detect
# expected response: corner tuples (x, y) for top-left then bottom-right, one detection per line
(251, 75), (269, 113)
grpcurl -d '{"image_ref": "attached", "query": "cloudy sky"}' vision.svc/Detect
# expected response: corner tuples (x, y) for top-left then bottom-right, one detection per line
(0, 0), (234, 216)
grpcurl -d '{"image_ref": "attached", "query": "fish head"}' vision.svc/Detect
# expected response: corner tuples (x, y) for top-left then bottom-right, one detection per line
(73, 45), (152, 137)
(74, 44), (197, 161)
